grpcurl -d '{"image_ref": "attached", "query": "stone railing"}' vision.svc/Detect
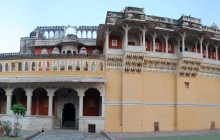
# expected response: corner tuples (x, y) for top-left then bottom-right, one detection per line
(178, 52), (203, 59)
(146, 52), (178, 59)
(33, 40), (62, 46)
(123, 45), (146, 53)
(0, 53), (103, 60)
(146, 15), (178, 24)
(203, 59), (220, 65)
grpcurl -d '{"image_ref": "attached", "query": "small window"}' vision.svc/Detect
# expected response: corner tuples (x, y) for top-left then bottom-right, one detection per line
(154, 122), (159, 131)
(0, 63), (2, 72)
(52, 61), (58, 71)
(18, 62), (22, 71)
(112, 40), (117, 47)
(11, 63), (15, 72)
(90, 61), (96, 71)
(60, 60), (65, 71)
(45, 61), (50, 71)
(31, 62), (35, 71)
(67, 61), (73, 71)
(24, 62), (28, 71)
(38, 61), (43, 71)
(185, 82), (189, 88)
(83, 61), (88, 71)
(155, 43), (159, 50)
(5, 63), (9, 72)
(98, 61), (104, 71)
(75, 61), (81, 71)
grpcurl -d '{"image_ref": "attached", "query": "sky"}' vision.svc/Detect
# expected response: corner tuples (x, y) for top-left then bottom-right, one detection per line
(0, 0), (220, 53)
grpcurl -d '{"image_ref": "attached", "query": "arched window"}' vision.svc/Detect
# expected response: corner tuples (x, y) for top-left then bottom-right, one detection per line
(90, 61), (96, 71)
(18, 62), (22, 71)
(11, 63), (15, 72)
(41, 48), (48, 55)
(52, 47), (60, 54)
(98, 61), (104, 71)
(67, 50), (72, 55)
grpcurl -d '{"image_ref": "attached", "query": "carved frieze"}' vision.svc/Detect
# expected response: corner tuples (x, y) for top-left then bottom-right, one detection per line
(198, 64), (220, 78)
(106, 55), (123, 71)
(143, 57), (177, 73)
(177, 58), (202, 77)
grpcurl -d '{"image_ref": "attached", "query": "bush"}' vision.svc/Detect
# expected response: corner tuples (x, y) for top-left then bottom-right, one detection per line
(3, 120), (12, 136)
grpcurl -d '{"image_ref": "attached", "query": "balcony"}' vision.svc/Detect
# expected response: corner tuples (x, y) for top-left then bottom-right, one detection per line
(178, 52), (203, 59)
(123, 45), (146, 53)
(146, 52), (178, 59)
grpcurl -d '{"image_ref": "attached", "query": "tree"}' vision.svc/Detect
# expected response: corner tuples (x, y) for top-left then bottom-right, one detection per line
(11, 103), (26, 137)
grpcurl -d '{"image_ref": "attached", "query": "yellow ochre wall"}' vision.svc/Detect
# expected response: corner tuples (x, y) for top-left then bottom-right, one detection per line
(105, 70), (220, 132)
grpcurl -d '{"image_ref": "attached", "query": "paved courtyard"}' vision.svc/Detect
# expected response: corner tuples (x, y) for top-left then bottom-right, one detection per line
(29, 129), (109, 140)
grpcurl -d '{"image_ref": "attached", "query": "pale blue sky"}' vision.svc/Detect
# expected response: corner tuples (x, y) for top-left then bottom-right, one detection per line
(0, 0), (220, 53)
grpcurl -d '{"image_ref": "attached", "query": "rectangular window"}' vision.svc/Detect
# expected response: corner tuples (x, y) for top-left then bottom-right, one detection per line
(98, 61), (104, 71)
(185, 82), (189, 88)
(18, 62), (22, 71)
(11, 63), (15, 72)
(4, 63), (9, 72)
(112, 40), (117, 47)
(0, 63), (2, 72)
(38, 61), (43, 71)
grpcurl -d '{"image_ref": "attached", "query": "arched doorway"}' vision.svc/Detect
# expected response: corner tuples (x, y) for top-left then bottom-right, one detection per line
(62, 103), (75, 127)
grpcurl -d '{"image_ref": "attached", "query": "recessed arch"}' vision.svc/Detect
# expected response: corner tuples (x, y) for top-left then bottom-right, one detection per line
(32, 88), (48, 115)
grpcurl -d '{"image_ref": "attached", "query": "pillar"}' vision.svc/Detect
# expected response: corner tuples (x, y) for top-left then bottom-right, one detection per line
(81, 31), (83, 38)
(195, 42), (198, 53)
(215, 45), (219, 60)
(152, 32), (158, 52)
(177, 38), (181, 54)
(199, 36), (204, 55)
(26, 88), (33, 116)
(78, 91), (84, 117)
(205, 42), (209, 59)
(140, 26), (147, 47)
(91, 31), (93, 39)
(86, 31), (88, 38)
(105, 28), (110, 50)
(47, 88), (55, 116)
(164, 34), (169, 53)
(122, 24), (131, 46)
(48, 31), (50, 39)
(180, 32), (186, 52)
(6, 87), (13, 115)
(100, 84), (106, 117)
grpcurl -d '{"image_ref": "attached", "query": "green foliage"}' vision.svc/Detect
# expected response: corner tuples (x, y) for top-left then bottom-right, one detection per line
(3, 120), (12, 136)
(12, 103), (26, 117)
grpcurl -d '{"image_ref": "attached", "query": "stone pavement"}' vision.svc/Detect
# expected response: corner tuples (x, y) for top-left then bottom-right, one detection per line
(106, 130), (220, 140)
(26, 129), (109, 140)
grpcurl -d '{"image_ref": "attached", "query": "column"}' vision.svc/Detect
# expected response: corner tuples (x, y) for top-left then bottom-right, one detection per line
(48, 31), (50, 39)
(122, 24), (131, 46)
(81, 31), (83, 38)
(195, 42), (198, 53)
(177, 38), (181, 54)
(199, 36), (204, 55)
(53, 31), (55, 39)
(25, 88), (33, 116)
(205, 42), (209, 59)
(6, 87), (13, 115)
(215, 45), (218, 60)
(140, 26), (147, 47)
(91, 31), (93, 39)
(139, 35), (143, 46)
(78, 91), (84, 117)
(180, 32), (186, 52)
(58, 30), (61, 38)
(105, 28), (110, 49)
(100, 84), (106, 117)
(152, 32), (158, 52)
(86, 31), (88, 38)
(164, 34), (169, 53)
(47, 88), (55, 116)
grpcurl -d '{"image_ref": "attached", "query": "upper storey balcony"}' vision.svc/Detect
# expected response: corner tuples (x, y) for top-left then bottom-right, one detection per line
(0, 53), (105, 80)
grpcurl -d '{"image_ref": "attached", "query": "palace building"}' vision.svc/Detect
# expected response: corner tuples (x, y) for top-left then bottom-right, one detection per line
(0, 7), (220, 133)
